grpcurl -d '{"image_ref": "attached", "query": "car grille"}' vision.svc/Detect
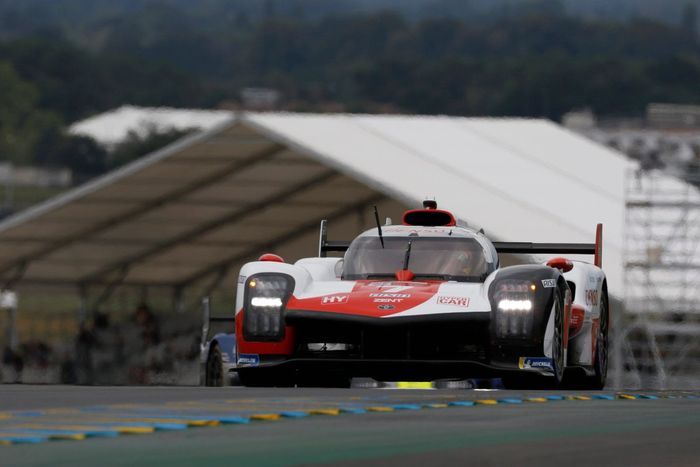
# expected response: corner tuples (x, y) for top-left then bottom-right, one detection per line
(293, 320), (489, 361)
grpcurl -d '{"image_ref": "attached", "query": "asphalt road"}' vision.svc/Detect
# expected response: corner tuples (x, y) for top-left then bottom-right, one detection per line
(1, 386), (699, 467)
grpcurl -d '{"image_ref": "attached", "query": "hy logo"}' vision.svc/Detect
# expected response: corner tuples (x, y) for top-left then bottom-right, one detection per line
(321, 295), (348, 305)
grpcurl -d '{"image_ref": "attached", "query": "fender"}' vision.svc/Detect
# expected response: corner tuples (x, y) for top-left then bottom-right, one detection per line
(562, 261), (606, 366)
(210, 332), (237, 365)
(200, 332), (237, 385)
(488, 264), (568, 345)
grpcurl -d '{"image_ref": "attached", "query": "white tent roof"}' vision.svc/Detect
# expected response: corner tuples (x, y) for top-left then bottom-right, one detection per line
(0, 111), (635, 296)
(69, 105), (232, 147)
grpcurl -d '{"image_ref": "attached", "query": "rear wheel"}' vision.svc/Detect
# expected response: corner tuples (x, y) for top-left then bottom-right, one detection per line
(205, 345), (224, 387)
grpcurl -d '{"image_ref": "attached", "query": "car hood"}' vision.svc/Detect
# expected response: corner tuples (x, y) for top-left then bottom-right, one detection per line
(287, 280), (491, 318)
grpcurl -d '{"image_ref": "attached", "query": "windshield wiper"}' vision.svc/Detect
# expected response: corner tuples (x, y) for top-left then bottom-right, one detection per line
(373, 205), (384, 248)
(403, 240), (412, 270)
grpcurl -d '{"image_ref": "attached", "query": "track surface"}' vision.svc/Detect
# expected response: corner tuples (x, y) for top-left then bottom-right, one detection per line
(1, 385), (699, 466)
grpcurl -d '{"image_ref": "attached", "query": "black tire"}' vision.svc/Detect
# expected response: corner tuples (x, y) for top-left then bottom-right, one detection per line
(583, 290), (609, 390)
(205, 345), (224, 387)
(551, 287), (566, 387)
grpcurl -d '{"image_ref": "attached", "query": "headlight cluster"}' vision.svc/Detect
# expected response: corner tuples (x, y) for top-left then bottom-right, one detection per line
(243, 274), (294, 341)
(493, 280), (536, 338)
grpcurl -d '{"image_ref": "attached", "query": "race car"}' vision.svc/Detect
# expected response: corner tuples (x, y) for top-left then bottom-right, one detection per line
(203, 200), (609, 389)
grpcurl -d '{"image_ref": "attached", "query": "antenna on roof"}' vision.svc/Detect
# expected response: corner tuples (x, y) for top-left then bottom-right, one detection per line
(373, 205), (384, 248)
(423, 197), (437, 209)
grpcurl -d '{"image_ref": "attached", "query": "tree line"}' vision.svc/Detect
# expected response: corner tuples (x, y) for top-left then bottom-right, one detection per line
(1, 6), (699, 179)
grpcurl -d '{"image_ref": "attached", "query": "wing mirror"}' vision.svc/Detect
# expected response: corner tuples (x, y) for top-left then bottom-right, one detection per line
(546, 257), (573, 273)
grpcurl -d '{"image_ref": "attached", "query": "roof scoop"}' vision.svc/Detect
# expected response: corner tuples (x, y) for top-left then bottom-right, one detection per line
(403, 199), (456, 227)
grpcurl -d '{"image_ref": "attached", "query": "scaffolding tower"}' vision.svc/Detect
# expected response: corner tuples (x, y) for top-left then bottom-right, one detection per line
(614, 169), (700, 388)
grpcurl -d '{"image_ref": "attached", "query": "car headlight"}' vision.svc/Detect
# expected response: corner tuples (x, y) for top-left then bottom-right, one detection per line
(243, 274), (294, 341)
(493, 280), (536, 338)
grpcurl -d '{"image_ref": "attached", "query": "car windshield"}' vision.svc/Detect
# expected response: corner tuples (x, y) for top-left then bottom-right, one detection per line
(342, 236), (493, 281)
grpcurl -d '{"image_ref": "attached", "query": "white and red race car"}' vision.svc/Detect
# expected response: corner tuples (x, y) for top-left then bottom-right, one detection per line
(203, 201), (609, 389)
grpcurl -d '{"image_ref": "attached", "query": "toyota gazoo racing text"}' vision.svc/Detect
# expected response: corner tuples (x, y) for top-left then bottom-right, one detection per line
(206, 200), (609, 389)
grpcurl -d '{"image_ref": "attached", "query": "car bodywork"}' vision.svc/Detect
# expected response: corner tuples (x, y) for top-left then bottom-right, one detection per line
(203, 202), (608, 388)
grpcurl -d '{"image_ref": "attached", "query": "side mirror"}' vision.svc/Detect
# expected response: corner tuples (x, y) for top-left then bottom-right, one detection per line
(259, 253), (284, 262)
(546, 257), (574, 273)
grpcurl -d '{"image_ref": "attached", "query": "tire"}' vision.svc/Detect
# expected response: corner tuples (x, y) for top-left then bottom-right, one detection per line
(551, 287), (566, 387)
(583, 290), (609, 390)
(205, 345), (224, 387)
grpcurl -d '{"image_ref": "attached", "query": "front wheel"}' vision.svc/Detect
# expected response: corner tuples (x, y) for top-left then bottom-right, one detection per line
(205, 345), (224, 387)
(551, 287), (566, 387)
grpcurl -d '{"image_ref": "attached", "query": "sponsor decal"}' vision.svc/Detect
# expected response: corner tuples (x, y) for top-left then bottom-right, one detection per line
(586, 274), (602, 286)
(237, 275), (246, 284)
(368, 282), (393, 287)
(585, 289), (598, 306)
(237, 354), (260, 366)
(377, 304), (395, 310)
(383, 286), (414, 293)
(570, 310), (583, 327)
(369, 293), (411, 298)
(321, 295), (348, 305)
(373, 298), (403, 303)
(518, 357), (554, 371)
(541, 279), (557, 288)
(437, 296), (470, 307)
(367, 284), (419, 291)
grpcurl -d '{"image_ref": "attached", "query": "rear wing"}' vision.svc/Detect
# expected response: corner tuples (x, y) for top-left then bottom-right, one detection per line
(200, 297), (235, 348)
(494, 223), (604, 268)
(318, 219), (351, 257)
(317, 220), (603, 268)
